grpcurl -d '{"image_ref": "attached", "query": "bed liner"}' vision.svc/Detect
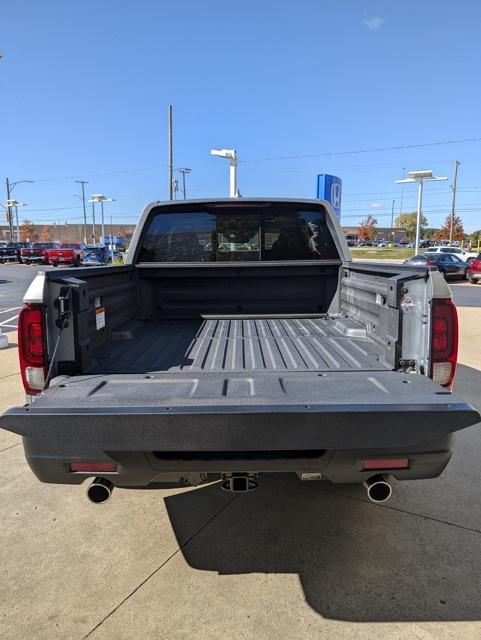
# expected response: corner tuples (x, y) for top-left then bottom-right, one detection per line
(88, 316), (389, 374)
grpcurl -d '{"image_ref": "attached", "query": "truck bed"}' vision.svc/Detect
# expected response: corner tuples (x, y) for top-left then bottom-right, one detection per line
(88, 316), (389, 374)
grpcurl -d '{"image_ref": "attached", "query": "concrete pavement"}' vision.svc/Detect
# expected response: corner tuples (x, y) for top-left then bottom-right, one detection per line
(0, 305), (481, 639)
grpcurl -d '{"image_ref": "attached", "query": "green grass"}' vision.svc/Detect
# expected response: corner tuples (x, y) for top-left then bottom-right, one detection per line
(349, 248), (416, 260)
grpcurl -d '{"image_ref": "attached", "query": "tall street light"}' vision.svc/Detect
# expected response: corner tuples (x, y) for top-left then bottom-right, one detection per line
(5, 178), (34, 242)
(395, 170), (447, 253)
(211, 149), (239, 198)
(88, 194), (115, 246)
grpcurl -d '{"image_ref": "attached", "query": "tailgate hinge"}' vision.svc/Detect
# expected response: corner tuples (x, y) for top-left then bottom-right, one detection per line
(397, 358), (417, 374)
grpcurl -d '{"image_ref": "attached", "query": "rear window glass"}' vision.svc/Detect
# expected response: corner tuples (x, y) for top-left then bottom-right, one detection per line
(138, 204), (339, 262)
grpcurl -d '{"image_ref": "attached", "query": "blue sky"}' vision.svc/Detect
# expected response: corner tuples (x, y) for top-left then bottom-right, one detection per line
(1, 0), (481, 231)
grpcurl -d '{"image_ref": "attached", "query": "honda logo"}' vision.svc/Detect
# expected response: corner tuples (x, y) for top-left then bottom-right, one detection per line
(331, 183), (342, 209)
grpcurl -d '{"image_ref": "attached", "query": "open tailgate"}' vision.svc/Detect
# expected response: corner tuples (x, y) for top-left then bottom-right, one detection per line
(1, 371), (479, 451)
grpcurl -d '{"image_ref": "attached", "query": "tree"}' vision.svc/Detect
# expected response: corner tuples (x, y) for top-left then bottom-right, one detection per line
(433, 214), (464, 242)
(394, 212), (429, 241)
(358, 214), (378, 241)
(19, 219), (36, 242)
(39, 225), (51, 241)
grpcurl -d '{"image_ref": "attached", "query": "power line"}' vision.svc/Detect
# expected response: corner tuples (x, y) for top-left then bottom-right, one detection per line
(239, 136), (481, 164)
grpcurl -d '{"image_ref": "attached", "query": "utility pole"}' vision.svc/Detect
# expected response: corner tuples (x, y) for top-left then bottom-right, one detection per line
(449, 160), (460, 245)
(75, 180), (89, 244)
(176, 168), (191, 199)
(168, 105), (173, 200)
(5, 178), (13, 242)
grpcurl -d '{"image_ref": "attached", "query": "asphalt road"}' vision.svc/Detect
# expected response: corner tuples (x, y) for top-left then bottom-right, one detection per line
(1, 263), (480, 332)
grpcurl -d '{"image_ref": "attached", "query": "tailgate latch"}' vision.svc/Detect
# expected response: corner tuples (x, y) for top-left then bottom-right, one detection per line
(54, 286), (71, 329)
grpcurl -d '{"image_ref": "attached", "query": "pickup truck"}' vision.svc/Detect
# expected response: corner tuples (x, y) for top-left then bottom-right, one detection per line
(46, 242), (85, 267)
(0, 242), (30, 263)
(1, 198), (479, 505)
(21, 242), (59, 265)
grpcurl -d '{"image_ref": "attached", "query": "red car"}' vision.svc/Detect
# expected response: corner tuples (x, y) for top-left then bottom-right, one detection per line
(46, 243), (85, 267)
(467, 253), (481, 284)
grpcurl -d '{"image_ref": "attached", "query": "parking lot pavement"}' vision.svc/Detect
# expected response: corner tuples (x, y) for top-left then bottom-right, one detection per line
(0, 277), (481, 639)
(0, 263), (55, 329)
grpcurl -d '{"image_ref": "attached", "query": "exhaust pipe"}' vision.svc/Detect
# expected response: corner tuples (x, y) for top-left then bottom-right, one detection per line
(363, 475), (392, 503)
(221, 473), (258, 492)
(87, 477), (114, 504)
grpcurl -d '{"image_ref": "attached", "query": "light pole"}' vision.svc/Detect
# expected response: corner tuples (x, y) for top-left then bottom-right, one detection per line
(395, 170), (447, 253)
(91, 201), (96, 244)
(88, 194), (115, 247)
(211, 149), (238, 198)
(176, 168), (191, 199)
(74, 180), (89, 244)
(390, 199), (396, 244)
(5, 199), (26, 241)
(5, 178), (34, 242)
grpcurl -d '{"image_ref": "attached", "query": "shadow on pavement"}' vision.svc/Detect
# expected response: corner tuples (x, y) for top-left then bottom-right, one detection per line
(165, 363), (481, 623)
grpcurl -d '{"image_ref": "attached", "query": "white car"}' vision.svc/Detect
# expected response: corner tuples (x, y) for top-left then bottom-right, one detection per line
(423, 246), (479, 262)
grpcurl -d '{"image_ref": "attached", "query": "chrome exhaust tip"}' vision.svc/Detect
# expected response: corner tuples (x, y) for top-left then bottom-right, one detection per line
(87, 477), (114, 504)
(363, 475), (392, 503)
(221, 473), (258, 492)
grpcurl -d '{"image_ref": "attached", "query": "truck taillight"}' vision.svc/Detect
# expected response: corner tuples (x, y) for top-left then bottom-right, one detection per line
(430, 298), (458, 389)
(18, 303), (46, 395)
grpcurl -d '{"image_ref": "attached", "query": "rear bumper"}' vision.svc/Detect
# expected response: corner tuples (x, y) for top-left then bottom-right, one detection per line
(21, 255), (46, 262)
(22, 434), (455, 487)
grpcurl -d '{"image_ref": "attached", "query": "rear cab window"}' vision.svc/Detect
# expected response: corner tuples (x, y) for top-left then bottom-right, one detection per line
(137, 203), (339, 263)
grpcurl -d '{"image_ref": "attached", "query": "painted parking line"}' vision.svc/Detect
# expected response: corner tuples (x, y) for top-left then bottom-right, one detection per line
(0, 307), (22, 314)
(0, 315), (19, 327)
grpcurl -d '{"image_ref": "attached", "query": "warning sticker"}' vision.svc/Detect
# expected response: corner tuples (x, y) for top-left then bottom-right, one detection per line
(95, 307), (106, 330)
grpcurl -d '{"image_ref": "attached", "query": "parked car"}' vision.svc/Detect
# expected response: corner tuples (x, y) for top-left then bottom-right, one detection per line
(467, 254), (481, 284)
(0, 198), (479, 507)
(20, 242), (59, 265)
(82, 246), (121, 266)
(46, 243), (85, 267)
(424, 245), (479, 263)
(404, 253), (469, 279)
(0, 242), (30, 263)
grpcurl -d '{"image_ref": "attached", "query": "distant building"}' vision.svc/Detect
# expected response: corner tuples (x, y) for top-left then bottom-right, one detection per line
(341, 226), (407, 243)
(0, 223), (137, 245)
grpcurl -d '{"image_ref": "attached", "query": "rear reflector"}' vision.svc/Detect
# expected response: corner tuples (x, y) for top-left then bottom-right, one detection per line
(69, 462), (118, 473)
(362, 458), (409, 470)
(430, 298), (458, 389)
